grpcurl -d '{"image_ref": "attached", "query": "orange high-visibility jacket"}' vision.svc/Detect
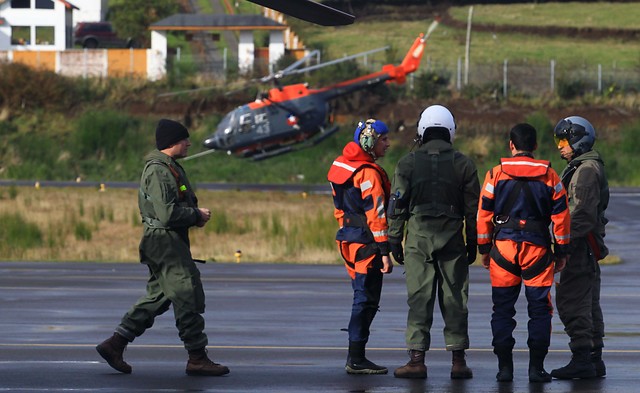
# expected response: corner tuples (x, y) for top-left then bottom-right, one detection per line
(477, 156), (570, 255)
(328, 142), (391, 252)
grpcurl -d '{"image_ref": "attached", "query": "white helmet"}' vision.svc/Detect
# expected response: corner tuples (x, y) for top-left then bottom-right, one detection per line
(417, 105), (456, 143)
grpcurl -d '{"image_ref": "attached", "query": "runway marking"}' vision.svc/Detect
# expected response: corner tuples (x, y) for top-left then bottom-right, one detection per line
(0, 343), (638, 353)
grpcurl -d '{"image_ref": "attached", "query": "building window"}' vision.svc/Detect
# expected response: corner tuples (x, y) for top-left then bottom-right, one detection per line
(10, 0), (30, 8)
(11, 26), (31, 45)
(36, 0), (54, 9)
(36, 26), (55, 45)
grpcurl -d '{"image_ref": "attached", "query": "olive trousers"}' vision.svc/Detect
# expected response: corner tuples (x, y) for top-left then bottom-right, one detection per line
(116, 258), (208, 351)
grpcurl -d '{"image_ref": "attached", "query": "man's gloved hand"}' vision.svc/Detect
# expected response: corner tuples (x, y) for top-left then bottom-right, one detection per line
(466, 244), (477, 265)
(389, 242), (404, 265)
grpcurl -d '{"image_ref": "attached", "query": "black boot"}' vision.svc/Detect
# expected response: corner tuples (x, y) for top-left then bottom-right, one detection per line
(591, 348), (606, 377)
(451, 350), (473, 379)
(186, 348), (230, 376)
(494, 346), (513, 382)
(528, 348), (552, 383)
(394, 350), (427, 379)
(96, 333), (132, 374)
(345, 341), (387, 374)
(551, 348), (596, 379)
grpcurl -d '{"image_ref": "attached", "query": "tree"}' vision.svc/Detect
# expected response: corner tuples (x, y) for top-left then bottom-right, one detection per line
(108, 0), (179, 47)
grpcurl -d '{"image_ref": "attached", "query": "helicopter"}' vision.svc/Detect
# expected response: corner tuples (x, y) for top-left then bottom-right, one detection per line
(185, 21), (439, 161)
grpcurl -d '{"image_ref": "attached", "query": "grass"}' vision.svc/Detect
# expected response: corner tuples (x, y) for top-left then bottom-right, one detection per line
(297, 3), (640, 70)
(448, 3), (640, 30)
(0, 186), (340, 264)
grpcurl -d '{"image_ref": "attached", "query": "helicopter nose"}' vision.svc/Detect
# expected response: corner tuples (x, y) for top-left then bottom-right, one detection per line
(203, 135), (221, 149)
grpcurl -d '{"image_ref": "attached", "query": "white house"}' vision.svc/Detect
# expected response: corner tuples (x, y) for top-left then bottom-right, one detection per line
(0, 0), (78, 51)
(72, 0), (106, 24)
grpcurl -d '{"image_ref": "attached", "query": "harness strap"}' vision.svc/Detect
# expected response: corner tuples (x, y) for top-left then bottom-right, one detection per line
(489, 246), (553, 280)
(141, 216), (169, 229)
(343, 213), (368, 228)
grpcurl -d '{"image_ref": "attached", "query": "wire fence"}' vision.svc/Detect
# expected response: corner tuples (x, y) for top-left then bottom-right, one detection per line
(168, 51), (640, 98)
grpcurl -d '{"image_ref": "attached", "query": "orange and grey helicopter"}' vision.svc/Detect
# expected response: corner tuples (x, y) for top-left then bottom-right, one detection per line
(187, 21), (438, 161)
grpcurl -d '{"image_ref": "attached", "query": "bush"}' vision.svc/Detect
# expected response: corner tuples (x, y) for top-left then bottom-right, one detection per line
(557, 78), (586, 99)
(0, 212), (43, 257)
(72, 109), (143, 160)
(414, 70), (451, 99)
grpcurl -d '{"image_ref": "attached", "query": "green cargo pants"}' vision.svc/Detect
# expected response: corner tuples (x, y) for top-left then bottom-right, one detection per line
(403, 231), (470, 352)
(116, 258), (208, 351)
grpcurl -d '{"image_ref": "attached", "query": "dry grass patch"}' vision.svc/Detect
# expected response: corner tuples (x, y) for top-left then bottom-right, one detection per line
(0, 186), (340, 264)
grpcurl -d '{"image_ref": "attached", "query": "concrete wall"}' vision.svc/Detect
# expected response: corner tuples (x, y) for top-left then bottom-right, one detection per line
(0, 48), (157, 79)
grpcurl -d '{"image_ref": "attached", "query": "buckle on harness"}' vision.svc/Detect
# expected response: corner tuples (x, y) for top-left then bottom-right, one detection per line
(494, 215), (510, 225)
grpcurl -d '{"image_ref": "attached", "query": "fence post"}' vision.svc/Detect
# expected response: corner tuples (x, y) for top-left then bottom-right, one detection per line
(550, 59), (555, 92)
(464, 6), (473, 86)
(598, 64), (602, 93)
(457, 56), (462, 91)
(503, 59), (508, 99)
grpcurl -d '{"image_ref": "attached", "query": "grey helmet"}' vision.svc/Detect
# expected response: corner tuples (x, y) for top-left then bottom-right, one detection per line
(553, 116), (595, 156)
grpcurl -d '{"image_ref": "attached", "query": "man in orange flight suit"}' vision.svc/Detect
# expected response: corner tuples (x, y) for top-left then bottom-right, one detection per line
(477, 123), (570, 383)
(328, 119), (394, 375)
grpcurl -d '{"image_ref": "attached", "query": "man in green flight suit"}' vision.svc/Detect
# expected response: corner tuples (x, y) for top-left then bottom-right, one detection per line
(388, 105), (479, 379)
(96, 118), (229, 377)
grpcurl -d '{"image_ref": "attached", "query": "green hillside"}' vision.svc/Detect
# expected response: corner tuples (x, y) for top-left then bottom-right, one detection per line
(1, 2), (639, 186)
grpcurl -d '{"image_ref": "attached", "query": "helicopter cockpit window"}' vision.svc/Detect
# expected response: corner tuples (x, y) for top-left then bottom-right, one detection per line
(239, 113), (253, 133)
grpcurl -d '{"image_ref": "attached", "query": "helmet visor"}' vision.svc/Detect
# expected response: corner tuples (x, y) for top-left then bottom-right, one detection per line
(554, 119), (586, 146)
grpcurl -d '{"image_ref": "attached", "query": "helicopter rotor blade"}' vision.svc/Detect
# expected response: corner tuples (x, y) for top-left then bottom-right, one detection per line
(284, 46), (389, 76)
(424, 19), (440, 40)
(259, 49), (321, 83)
(246, 0), (355, 26)
(181, 148), (218, 161)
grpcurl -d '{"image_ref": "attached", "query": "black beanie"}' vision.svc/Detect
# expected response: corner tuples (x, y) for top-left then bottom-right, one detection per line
(156, 119), (190, 150)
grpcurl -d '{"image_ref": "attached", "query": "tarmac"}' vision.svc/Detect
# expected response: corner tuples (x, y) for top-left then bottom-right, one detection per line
(1, 191), (639, 392)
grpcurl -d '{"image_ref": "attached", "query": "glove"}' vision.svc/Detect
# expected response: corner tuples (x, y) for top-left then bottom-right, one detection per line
(466, 244), (477, 265)
(389, 242), (404, 265)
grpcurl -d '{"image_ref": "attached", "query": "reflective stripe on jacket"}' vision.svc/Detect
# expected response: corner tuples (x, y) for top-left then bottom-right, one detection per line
(478, 156), (570, 251)
(328, 142), (391, 249)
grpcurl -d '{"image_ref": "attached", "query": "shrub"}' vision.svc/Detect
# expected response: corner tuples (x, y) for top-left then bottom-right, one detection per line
(0, 212), (43, 256)
(415, 70), (451, 99)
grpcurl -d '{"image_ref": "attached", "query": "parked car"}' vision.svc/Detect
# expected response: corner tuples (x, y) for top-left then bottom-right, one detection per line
(73, 22), (134, 49)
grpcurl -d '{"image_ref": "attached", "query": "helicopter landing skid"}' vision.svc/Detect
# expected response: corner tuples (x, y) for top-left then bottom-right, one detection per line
(310, 125), (339, 146)
(252, 125), (340, 161)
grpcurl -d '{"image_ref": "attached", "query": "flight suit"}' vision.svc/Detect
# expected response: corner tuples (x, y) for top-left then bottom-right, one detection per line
(115, 150), (208, 351)
(477, 155), (570, 352)
(556, 150), (609, 353)
(388, 139), (479, 352)
(328, 141), (390, 344)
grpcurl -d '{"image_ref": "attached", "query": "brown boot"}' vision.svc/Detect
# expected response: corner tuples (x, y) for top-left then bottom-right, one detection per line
(394, 350), (427, 379)
(96, 333), (132, 374)
(186, 348), (230, 376)
(451, 349), (473, 379)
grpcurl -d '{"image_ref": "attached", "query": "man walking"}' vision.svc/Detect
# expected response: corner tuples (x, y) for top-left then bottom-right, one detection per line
(96, 118), (229, 377)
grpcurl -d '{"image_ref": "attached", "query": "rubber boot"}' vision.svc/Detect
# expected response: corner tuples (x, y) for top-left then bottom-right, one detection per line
(528, 348), (552, 383)
(186, 348), (230, 376)
(494, 346), (513, 382)
(451, 350), (473, 379)
(96, 333), (132, 374)
(550, 348), (596, 379)
(394, 350), (427, 379)
(345, 341), (387, 374)
(591, 348), (606, 377)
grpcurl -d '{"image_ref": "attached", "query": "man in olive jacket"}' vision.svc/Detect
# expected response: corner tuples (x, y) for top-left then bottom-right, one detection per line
(551, 115), (609, 380)
(96, 119), (229, 377)
(388, 105), (479, 379)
